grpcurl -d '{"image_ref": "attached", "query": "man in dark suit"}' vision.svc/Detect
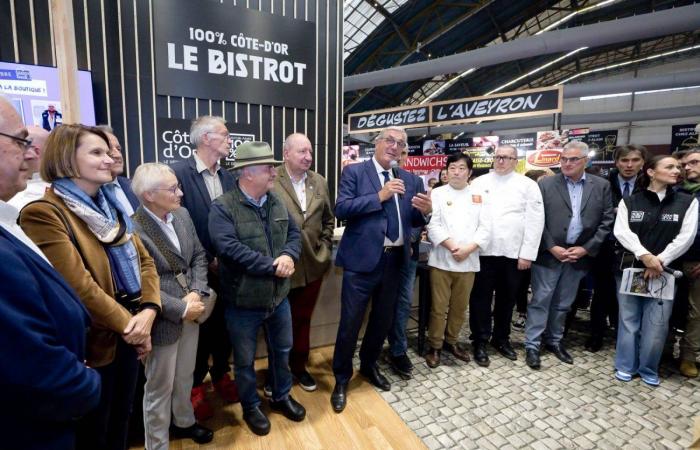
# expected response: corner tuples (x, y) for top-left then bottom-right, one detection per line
(96, 125), (140, 215)
(0, 95), (101, 449)
(41, 103), (62, 131)
(331, 126), (432, 413)
(171, 115), (238, 420)
(524, 141), (614, 370)
(585, 144), (646, 352)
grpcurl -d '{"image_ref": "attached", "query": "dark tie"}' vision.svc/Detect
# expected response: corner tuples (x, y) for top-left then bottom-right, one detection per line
(622, 182), (630, 199)
(382, 171), (400, 242)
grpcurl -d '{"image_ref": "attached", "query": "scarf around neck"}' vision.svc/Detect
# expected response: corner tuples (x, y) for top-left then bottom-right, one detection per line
(53, 178), (142, 295)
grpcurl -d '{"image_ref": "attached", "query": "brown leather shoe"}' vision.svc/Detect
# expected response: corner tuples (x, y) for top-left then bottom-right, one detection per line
(680, 360), (699, 378)
(445, 342), (470, 363)
(425, 348), (441, 368)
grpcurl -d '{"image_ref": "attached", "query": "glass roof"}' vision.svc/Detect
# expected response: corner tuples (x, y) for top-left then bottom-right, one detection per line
(343, 0), (410, 60)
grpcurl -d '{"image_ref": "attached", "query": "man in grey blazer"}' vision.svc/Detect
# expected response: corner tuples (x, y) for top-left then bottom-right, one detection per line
(131, 163), (214, 449)
(524, 141), (614, 370)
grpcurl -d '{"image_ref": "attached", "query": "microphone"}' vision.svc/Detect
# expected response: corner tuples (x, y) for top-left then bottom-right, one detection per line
(662, 266), (683, 279)
(390, 160), (403, 199)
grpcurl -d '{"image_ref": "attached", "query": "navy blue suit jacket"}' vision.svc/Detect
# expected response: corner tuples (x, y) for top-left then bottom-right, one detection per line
(116, 175), (140, 211)
(0, 228), (101, 450)
(335, 159), (427, 273)
(172, 157), (236, 260)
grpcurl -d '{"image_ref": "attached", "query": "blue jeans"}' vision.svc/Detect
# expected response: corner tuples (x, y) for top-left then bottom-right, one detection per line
(225, 299), (293, 410)
(388, 258), (418, 357)
(524, 262), (587, 350)
(614, 276), (673, 380)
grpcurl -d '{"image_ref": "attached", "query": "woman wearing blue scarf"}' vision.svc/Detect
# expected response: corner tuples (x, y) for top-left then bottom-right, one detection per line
(20, 125), (161, 450)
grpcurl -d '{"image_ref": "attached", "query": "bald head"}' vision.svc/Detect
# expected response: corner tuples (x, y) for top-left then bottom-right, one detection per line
(0, 96), (35, 200)
(283, 133), (313, 177)
(25, 125), (49, 175)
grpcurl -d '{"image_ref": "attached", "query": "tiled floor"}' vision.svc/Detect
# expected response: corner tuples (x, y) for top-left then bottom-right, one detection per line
(373, 312), (700, 449)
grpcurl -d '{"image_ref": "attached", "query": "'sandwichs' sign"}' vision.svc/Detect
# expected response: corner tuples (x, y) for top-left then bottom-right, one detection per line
(347, 86), (562, 133)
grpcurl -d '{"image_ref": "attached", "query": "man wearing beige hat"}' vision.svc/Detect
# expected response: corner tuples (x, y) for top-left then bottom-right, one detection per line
(208, 141), (305, 436)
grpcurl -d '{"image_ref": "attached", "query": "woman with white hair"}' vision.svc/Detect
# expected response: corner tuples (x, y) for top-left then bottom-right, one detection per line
(131, 163), (214, 449)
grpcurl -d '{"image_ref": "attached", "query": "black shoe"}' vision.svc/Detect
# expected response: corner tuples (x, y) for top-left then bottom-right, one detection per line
(473, 342), (490, 367)
(170, 423), (214, 444)
(270, 396), (306, 422)
(491, 340), (518, 361)
(243, 406), (271, 436)
(525, 349), (541, 370)
(585, 337), (603, 353)
(294, 370), (318, 392)
(388, 353), (414, 379)
(544, 343), (573, 364)
(331, 383), (347, 413)
(359, 365), (391, 391)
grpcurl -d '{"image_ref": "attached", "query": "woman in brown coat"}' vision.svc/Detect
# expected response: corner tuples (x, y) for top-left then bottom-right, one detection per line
(20, 124), (161, 450)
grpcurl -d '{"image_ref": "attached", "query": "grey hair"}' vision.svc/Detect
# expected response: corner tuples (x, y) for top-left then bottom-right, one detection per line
(375, 126), (407, 143)
(497, 144), (518, 157)
(283, 133), (310, 152)
(131, 163), (176, 201)
(190, 115), (226, 147)
(563, 140), (589, 156)
(95, 124), (114, 134)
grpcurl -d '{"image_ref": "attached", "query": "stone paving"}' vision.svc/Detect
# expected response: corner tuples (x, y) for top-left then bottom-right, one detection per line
(371, 312), (700, 449)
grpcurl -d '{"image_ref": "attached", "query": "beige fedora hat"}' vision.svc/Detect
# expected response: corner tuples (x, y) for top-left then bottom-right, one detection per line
(232, 141), (283, 170)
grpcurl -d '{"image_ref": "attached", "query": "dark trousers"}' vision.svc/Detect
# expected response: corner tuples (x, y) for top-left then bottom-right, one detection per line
(469, 256), (523, 345)
(76, 339), (139, 450)
(589, 244), (619, 339)
(515, 269), (531, 314)
(288, 278), (323, 374)
(333, 249), (403, 384)
(193, 275), (232, 386)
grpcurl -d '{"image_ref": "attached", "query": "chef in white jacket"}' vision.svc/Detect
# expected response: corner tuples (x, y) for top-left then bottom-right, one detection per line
(467, 145), (545, 366)
(424, 152), (491, 369)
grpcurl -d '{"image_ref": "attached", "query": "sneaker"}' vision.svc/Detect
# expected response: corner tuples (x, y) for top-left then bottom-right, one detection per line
(213, 373), (240, 403)
(295, 370), (318, 391)
(614, 370), (632, 382)
(641, 375), (660, 387)
(263, 384), (272, 398)
(190, 385), (214, 421)
(512, 313), (526, 329)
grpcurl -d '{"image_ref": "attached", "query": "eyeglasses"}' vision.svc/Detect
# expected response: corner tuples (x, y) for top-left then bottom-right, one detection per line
(494, 155), (517, 162)
(683, 159), (700, 168)
(207, 131), (232, 141)
(153, 184), (182, 194)
(379, 137), (407, 149)
(0, 131), (34, 153)
(560, 156), (587, 164)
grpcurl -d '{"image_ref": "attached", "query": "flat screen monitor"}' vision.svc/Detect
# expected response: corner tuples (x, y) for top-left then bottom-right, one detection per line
(0, 61), (96, 130)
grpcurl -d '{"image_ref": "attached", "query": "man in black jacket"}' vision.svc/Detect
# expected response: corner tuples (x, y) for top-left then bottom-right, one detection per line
(586, 145), (647, 352)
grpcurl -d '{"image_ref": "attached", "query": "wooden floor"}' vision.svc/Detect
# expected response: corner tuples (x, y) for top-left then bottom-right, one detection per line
(131, 345), (426, 450)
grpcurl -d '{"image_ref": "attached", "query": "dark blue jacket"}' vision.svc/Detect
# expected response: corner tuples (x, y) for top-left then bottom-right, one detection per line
(335, 159), (427, 273)
(116, 175), (140, 211)
(172, 157), (236, 260)
(0, 228), (101, 450)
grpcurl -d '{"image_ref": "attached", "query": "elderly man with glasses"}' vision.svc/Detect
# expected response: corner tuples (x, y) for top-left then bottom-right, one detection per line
(523, 141), (614, 370)
(468, 145), (545, 367)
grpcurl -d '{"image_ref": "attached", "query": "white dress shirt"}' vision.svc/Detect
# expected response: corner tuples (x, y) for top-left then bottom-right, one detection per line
(0, 200), (51, 264)
(194, 152), (223, 201)
(614, 194), (698, 266)
(110, 178), (135, 216)
(470, 171), (544, 261)
(287, 168), (308, 216)
(8, 173), (51, 211)
(372, 156), (404, 246)
(427, 184), (491, 272)
(143, 206), (181, 253)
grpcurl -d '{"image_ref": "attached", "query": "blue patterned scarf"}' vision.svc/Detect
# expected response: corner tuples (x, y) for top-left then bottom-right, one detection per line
(53, 178), (141, 295)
